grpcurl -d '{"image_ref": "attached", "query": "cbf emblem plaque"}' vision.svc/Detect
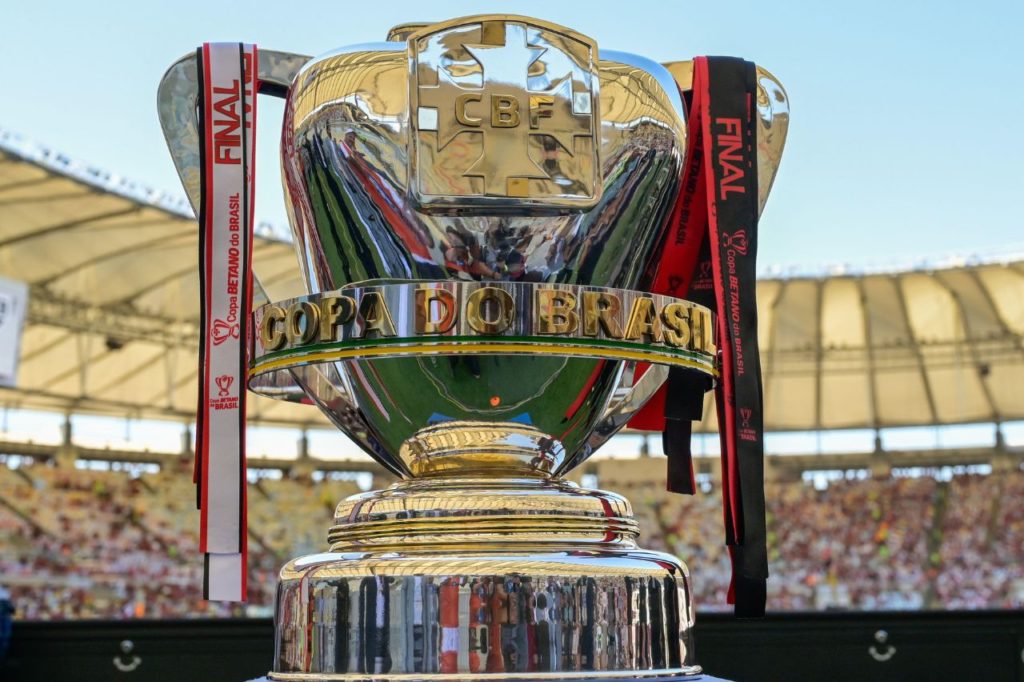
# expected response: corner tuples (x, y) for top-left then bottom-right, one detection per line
(409, 16), (601, 208)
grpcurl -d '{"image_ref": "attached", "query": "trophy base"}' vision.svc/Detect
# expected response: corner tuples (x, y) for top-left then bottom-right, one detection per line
(267, 674), (711, 681)
(270, 477), (700, 679)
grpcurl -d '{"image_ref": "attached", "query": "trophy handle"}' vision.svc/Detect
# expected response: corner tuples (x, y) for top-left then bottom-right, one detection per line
(557, 362), (670, 475)
(158, 48), (413, 476)
(157, 48), (411, 478)
(661, 61), (790, 215)
(157, 48), (311, 244)
(156, 48), (314, 380)
(563, 63), (788, 470)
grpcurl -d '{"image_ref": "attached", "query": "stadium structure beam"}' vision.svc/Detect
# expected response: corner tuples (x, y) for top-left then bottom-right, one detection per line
(163, 348), (183, 412)
(74, 333), (90, 397)
(260, 265), (302, 289)
(857, 277), (880, 430)
(967, 267), (1024, 362)
(7, 436), (1015, 480)
(0, 205), (141, 248)
(937, 278), (1000, 422)
(762, 279), (788, 424)
(0, 437), (387, 474)
(20, 329), (74, 363)
(0, 190), (102, 206)
(0, 174), (57, 194)
(89, 346), (168, 397)
(139, 360), (197, 414)
(28, 286), (199, 348)
(0, 384), (320, 430)
(33, 227), (192, 287)
(40, 335), (118, 394)
(893, 273), (940, 424)
(814, 278), (825, 432)
(119, 239), (280, 308)
(768, 446), (1004, 476)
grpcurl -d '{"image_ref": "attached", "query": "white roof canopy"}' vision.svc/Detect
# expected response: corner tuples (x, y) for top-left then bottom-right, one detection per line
(0, 132), (313, 427)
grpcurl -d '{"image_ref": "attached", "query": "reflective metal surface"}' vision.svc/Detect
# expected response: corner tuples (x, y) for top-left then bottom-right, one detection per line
(330, 477), (636, 548)
(153, 17), (789, 474)
(158, 48), (311, 221)
(282, 21), (684, 290)
(250, 283), (716, 383)
(408, 17), (602, 209)
(278, 16), (692, 470)
(273, 548), (698, 678)
(274, 465), (702, 678)
(661, 61), (790, 214)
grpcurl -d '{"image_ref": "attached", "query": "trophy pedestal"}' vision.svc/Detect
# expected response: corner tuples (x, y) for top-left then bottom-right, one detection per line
(270, 477), (702, 680)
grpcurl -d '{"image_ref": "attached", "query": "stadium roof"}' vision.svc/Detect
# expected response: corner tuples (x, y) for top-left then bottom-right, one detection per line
(0, 131), (315, 427)
(2, 130), (1023, 433)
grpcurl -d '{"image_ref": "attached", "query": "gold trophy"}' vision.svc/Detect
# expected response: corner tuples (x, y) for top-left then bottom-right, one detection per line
(159, 14), (787, 679)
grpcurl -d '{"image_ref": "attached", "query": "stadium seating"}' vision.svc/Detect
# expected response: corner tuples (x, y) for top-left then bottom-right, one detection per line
(934, 473), (1024, 609)
(1, 459), (1021, 619)
(605, 463), (1023, 612)
(0, 462), (357, 619)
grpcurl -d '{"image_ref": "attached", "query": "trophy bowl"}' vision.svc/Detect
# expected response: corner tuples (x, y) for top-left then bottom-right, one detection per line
(267, 15), (695, 480)
(158, 12), (788, 680)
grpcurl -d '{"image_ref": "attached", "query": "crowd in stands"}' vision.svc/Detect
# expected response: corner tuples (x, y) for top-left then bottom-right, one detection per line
(629, 474), (939, 611)
(933, 472), (1024, 609)
(612, 465), (1023, 612)
(0, 459), (356, 620)
(0, 457), (1021, 620)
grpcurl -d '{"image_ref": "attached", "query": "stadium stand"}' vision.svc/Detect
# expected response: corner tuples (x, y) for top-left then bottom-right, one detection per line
(934, 472), (1024, 609)
(0, 460), (358, 619)
(599, 458), (1024, 612)
(2, 456), (1022, 620)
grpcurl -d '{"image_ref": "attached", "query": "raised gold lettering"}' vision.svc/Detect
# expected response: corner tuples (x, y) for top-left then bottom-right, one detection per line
(455, 94), (482, 126)
(356, 292), (397, 338)
(490, 94), (520, 128)
(581, 291), (623, 338)
(258, 305), (286, 351)
(415, 286), (457, 334)
(529, 95), (554, 129)
(466, 286), (514, 334)
(285, 301), (320, 346)
(623, 297), (663, 344)
(536, 288), (578, 335)
(319, 295), (355, 342)
(660, 302), (692, 348)
(700, 309), (717, 354)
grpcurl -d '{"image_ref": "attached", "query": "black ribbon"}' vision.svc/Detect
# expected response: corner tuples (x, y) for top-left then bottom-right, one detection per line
(707, 57), (767, 617)
(661, 57), (768, 617)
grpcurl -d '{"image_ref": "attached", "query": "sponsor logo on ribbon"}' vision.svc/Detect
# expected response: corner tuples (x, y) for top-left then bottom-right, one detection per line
(215, 374), (234, 397)
(722, 229), (748, 256)
(211, 318), (240, 345)
(739, 405), (758, 442)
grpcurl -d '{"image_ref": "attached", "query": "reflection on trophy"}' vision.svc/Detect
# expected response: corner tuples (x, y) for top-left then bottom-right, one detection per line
(159, 13), (787, 680)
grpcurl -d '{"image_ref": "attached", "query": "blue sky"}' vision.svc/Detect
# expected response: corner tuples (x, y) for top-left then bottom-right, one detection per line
(2, 0), (1022, 271)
